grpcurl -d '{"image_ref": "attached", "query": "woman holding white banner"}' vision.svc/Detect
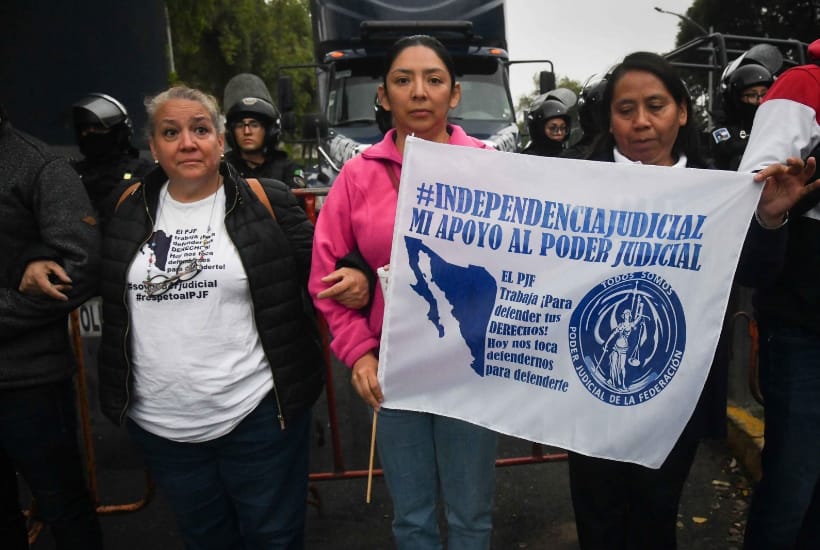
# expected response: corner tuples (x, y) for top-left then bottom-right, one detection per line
(566, 51), (817, 550)
(309, 35), (498, 549)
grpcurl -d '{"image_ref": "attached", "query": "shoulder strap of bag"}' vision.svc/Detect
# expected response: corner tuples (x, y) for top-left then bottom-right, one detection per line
(246, 178), (277, 221)
(115, 181), (142, 211)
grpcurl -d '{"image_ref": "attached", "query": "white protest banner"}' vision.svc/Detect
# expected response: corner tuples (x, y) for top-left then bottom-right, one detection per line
(378, 137), (760, 468)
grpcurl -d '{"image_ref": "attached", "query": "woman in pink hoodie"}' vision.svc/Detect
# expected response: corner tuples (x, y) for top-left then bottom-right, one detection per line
(310, 35), (497, 550)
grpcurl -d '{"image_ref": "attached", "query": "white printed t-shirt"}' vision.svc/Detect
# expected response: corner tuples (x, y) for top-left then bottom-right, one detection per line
(126, 182), (273, 442)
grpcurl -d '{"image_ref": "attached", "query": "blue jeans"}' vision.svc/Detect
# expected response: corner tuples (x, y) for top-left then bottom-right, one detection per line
(0, 380), (102, 550)
(744, 321), (820, 549)
(128, 394), (310, 550)
(376, 408), (497, 550)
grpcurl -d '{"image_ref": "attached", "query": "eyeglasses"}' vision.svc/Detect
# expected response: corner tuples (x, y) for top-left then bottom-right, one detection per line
(231, 119), (263, 131)
(145, 259), (202, 297)
(740, 91), (767, 102)
(547, 125), (567, 135)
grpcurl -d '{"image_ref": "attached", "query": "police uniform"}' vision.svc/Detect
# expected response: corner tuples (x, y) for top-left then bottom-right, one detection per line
(71, 93), (152, 225)
(521, 139), (564, 158)
(710, 123), (752, 171)
(72, 149), (153, 225)
(224, 148), (305, 190)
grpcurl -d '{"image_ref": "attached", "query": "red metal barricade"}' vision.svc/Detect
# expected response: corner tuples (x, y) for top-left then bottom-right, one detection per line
(733, 310), (764, 405)
(69, 309), (157, 515)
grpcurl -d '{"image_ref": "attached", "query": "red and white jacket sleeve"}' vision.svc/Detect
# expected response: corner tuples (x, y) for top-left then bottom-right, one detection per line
(739, 65), (820, 173)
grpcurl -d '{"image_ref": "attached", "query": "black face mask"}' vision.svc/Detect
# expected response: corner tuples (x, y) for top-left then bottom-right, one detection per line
(736, 102), (759, 129)
(78, 131), (119, 159)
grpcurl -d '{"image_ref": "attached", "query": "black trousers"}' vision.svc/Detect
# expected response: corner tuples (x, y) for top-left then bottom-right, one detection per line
(568, 422), (700, 550)
(0, 380), (102, 550)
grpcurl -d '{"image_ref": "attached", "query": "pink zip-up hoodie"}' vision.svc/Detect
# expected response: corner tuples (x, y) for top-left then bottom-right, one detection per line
(309, 125), (489, 367)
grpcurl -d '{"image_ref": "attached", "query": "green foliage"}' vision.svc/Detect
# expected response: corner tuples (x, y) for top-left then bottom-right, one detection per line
(557, 76), (582, 98)
(676, 0), (817, 47)
(165, 0), (314, 111)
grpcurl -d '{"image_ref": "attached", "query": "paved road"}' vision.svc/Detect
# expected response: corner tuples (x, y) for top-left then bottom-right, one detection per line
(29, 346), (752, 549)
(29, 435), (751, 549)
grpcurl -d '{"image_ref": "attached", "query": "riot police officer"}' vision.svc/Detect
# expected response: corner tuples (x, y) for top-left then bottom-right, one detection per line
(223, 73), (305, 189)
(522, 91), (574, 157)
(710, 52), (777, 171)
(563, 76), (607, 160)
(72, 93), (153, 223)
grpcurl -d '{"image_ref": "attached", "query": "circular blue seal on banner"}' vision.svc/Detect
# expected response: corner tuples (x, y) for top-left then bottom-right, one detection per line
(568, 271), (686, 406)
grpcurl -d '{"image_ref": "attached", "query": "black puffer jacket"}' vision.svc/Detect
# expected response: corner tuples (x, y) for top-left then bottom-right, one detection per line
(98, 162), (323, 426)
(0, 117), (101, 389)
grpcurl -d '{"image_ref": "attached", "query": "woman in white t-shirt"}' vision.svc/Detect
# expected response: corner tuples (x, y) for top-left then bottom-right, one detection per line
(97, 86), (366, 549)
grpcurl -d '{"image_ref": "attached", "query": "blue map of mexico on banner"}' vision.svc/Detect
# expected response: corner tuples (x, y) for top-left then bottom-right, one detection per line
(378, 137), (761, 468)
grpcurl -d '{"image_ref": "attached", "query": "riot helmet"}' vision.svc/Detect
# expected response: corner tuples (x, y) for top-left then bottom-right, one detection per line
(722, 64), (773, 125)
(527, 97), (571, 145)
(718, 44), (782, 126)
(577, 76), (607, 140)
(223, 73), (282, 152)
(72, 93), (133, 159)
(729, 64), (773, 100)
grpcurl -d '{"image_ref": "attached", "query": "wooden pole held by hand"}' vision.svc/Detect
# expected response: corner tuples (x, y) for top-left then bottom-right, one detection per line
(366, 410), (378, 503)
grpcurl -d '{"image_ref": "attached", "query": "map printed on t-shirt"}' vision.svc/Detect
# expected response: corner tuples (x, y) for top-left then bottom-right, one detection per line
(127, 186), (231, 303)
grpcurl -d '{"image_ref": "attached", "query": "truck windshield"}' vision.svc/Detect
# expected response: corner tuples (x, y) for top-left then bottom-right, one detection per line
(451, 73), (514, 122)
(327, 74), (380, 125)
(326, 68), (514, 125)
